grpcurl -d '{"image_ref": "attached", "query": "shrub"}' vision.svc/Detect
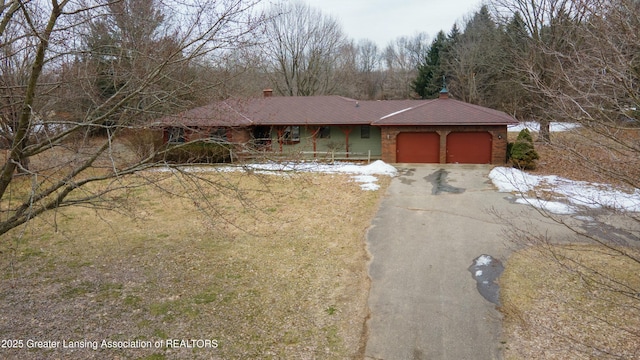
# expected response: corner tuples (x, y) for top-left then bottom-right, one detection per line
(510, 129), (539, 170)
(121, 129), (165, 161)
(158, 141), (231, 164)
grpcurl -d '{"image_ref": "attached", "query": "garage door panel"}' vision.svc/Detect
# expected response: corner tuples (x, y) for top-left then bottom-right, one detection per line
(397, 132), (439, 163)
(446, 132), (492, 164)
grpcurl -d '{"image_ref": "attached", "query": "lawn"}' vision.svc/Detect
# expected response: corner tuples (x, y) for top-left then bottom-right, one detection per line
(0, 168), (389, 359)
(501, 128), (640, 359)
(500, 245), (640, 359)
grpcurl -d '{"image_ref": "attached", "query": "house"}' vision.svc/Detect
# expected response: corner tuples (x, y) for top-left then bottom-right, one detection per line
(155, 89), (517, 164)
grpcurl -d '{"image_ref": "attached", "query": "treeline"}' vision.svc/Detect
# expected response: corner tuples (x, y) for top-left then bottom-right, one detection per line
(1, 0), (638, 145)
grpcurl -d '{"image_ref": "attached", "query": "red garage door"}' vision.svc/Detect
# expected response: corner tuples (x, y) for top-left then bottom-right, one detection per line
(446, 132), (492, 164)
(396, 132), (440, 163)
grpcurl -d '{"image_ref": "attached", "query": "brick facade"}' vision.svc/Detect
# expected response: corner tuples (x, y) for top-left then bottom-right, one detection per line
(379, 125), (508, 164)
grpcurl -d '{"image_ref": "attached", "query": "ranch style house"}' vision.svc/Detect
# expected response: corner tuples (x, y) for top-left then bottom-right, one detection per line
(155, 89), (518, 164)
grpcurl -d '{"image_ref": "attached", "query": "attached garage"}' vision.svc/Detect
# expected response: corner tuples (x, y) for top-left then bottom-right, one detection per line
(396, 132), (439, 163)
(373, 91), (516, 164)
(446, 132), (492, 164)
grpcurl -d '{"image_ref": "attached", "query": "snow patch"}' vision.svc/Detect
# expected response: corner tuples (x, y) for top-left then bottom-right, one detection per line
(153, 160), (397, 191)
(508, 122), (581, 133)
(474, 255), (494, 267)
(490, 167), (640, 214)
(352, 175), (380, 191)
(488, 167), (540, 193)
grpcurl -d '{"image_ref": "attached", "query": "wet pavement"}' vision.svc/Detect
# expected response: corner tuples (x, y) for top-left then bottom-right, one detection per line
(364, 164), (573, 360)
(469, 255), (504, 305)
(425, 168), (465, 195)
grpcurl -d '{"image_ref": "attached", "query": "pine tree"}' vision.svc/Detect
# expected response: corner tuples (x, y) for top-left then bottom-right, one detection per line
(510, 129), (539, 170)
(413, 31), (449, 99)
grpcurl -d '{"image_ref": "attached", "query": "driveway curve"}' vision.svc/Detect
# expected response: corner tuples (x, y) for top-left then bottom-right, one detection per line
(364, 164), (565, 360)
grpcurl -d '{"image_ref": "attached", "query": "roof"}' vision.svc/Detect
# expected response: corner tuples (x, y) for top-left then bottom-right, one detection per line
(154, 94), (517, 127)
(371, 97), (518, 126)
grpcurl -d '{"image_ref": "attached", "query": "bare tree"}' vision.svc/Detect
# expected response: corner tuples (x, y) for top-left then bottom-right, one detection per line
(262, 0), (347, 96)
(0, 0), (264, 236)
(332, 39), (385, 100)
(354, 39), (384, 99)
(494, 0), (640, 357)
(382, 33), (429, 99)
(447, 6), (505, 107)
(491, 0), (588, 142)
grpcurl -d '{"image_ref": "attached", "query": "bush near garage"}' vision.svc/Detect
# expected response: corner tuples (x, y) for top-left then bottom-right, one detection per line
(510, 129), (539, 170)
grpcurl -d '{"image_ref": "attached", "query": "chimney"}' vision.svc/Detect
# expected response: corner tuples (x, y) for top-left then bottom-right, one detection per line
(263, 88), (273, 98)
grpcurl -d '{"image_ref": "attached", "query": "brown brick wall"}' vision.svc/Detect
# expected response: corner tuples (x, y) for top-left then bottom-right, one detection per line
(379, 125), (508, 164)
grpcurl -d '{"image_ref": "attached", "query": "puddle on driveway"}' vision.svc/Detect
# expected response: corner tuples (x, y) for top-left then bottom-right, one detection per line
(425, 169), (465, 195)
(468, 255), (504, 305)
(398, 168), (416, 185)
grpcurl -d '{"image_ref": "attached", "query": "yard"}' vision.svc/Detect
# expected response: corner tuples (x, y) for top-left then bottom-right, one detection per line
(500, 128), (640, 359)
(1, 127), (638, 359)
(0, 166), (389, 359)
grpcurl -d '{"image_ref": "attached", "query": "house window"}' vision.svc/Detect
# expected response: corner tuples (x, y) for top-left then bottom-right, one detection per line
(210, 128), (229, 142)
(283, 126), (300, 143)
(168, 127), (185, 143)
(318, 126), (331, 139)
(361, 125), (371, 139)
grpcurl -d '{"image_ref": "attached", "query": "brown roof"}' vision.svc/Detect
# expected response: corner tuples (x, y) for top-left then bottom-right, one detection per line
(371, 97), (518, 126)
(154, 95), (516, 127)
(153, 101), (254, 127)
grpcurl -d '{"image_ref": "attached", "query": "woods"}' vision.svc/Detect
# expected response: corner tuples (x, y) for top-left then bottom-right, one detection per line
(1, 0), (639, 235)
(1, 1), (639, 359)
(1, 0), (638, 235)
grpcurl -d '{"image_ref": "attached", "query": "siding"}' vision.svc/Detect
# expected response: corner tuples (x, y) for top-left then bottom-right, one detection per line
(269, 125), (382, 160)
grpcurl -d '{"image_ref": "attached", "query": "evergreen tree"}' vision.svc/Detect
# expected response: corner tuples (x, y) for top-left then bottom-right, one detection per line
(413, 31), (449, 99)
(447, 5), (503, 106)
(510, 128), (539, 169)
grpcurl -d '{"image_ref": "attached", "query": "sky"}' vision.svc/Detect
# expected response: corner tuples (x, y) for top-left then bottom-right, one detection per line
(303, 0), (484, 47)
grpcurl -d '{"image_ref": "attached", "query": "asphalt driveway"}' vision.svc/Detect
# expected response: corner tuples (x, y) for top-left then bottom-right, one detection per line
(364, 164), (567, 360)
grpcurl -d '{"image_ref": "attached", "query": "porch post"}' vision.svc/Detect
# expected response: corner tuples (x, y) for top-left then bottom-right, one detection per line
(340, 127), (353, 158)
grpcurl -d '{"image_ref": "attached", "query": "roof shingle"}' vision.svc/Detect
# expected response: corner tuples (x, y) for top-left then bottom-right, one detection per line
(153, 95), (517, 127)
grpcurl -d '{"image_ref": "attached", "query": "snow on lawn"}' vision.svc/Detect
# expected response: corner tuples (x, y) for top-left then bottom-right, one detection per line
(234, 159), (398, 177)
(240, 160), (397, 191)
(155, 160), (397, 191)
(508, 122), (581, 132)
(489, 167), (640, 214)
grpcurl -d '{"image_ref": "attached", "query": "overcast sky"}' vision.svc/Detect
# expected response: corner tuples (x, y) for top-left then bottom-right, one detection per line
(302, 0), (483, 47)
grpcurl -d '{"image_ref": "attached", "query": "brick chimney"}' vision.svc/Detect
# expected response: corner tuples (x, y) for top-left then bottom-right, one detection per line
(263, 88), (273, 98)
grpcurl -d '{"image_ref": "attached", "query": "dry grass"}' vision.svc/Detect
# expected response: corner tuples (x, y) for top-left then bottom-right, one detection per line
(0, 169), (389, 359)
(500, 245), (640, 359)
(503, 127), (640, 359)
(510, 128), (640, 188)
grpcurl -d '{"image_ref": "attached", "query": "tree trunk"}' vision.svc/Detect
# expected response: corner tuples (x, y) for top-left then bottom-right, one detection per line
(538, 118), (551, 143)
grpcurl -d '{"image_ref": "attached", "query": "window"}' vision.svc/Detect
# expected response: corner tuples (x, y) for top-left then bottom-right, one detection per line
(167, 127), (185, 143)
(361, 125), (371, 139)
(283, 126), (300, 143)
(318, 126), (331, 139)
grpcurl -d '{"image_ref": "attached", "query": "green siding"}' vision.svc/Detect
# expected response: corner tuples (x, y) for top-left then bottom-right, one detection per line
(269, 126), (381, 160)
